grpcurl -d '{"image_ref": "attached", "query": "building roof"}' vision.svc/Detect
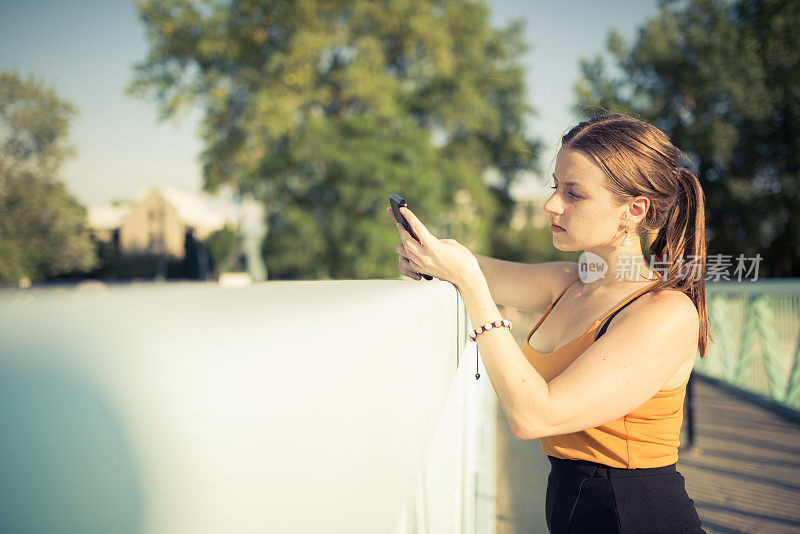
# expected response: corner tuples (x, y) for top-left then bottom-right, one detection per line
(509, 176), (552, 203)
(87, 186), (233, 235)
(87, 204), (132, 230)
(149, 186), (229, 235)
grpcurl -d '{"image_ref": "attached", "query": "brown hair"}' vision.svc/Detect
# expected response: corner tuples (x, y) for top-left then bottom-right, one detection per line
(561, 113), (710, 358)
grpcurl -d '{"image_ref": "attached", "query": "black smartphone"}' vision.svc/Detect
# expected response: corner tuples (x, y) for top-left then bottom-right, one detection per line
(389, 194), (433, 280)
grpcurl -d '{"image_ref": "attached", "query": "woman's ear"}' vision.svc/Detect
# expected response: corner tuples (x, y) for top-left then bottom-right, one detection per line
(629, 195), (650, 219)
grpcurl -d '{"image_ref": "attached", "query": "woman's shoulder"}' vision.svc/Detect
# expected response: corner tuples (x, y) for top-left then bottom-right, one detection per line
(618, 286), (700, 386)
(636, 285), (699, 329)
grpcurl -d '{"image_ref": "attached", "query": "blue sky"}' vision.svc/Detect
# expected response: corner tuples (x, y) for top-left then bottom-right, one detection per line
(0, 0), (659, 208)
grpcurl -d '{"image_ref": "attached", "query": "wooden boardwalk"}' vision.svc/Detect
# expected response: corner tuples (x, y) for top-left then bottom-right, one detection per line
(676, 375), (800, 533)
(495, 376), (800, 533)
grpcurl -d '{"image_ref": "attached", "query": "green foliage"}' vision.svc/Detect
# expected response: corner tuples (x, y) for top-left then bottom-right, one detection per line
(0, 172), (98, 282)
(574, 0), (800, 276)
(206, 223), (242, 274)
(494, 221), (579, 265)
(80, 240), (181, 281)
(0, 71), (97, 283)
(0, 71), (77, 178)
(129, 0), (541, 279)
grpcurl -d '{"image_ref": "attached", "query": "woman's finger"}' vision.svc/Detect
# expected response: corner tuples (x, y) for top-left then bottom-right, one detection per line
(390, 208), (424, 280)
(398, 264), (421, 280)
(399, 207), (431, 244)
(398, 256), (420, 279)
(400, 254), (426, 276)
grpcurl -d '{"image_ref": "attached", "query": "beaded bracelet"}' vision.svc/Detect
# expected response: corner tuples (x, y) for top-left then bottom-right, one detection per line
(468, 319), (512, 380)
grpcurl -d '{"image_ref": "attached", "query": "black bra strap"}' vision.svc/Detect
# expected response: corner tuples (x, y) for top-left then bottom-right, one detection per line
(594, 292), (650, 341)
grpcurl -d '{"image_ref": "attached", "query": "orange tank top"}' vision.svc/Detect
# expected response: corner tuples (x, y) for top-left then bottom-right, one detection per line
(520, 279), (689, 469)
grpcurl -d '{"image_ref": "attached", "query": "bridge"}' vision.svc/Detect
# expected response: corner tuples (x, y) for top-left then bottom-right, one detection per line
(1, 278), (798, 533)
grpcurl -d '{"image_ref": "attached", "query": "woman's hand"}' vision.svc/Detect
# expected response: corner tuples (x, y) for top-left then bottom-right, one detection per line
(386, 206), (478, 287)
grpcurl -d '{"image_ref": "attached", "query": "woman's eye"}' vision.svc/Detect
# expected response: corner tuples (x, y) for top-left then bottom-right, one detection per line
(550, 185), (580, 199)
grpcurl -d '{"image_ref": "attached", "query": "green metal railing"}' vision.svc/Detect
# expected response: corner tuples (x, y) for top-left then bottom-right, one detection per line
(694, 279), (800, 414)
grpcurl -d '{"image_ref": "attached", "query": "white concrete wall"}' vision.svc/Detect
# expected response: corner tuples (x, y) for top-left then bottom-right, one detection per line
(0, 280), (495, 534)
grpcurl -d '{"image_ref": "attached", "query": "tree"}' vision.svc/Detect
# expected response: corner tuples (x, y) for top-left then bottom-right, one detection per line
(0, 71), (97, 283)
(574, 0), (800, 277)
(206, 223), (242, 275)
(128, 0), (541, 279)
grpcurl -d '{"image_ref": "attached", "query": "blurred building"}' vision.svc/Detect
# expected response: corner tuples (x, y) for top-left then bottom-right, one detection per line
(509, 189), (551, 230)
(484, 168), (551, 231)
(88, 186), (230, 259)
(508, 179), (551, 231)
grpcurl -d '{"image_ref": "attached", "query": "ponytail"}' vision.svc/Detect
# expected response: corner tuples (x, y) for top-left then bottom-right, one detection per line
(648, 168), (710, 358)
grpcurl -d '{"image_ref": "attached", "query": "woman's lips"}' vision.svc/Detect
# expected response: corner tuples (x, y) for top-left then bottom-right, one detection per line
(551, 223), (565, 232)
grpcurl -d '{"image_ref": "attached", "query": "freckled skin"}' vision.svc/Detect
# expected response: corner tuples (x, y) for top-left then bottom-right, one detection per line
(543, 148), (656, 285)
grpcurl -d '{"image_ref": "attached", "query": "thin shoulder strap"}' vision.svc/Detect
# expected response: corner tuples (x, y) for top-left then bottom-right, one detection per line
(552, 278), (580, 307)
(594, 283), (659, 341)
(526, 279), (581, 342)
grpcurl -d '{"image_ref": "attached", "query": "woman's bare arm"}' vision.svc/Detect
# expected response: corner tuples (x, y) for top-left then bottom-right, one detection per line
(472, 255), (578, 314)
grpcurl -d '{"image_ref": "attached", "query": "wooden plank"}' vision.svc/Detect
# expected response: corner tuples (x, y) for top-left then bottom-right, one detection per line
(679, 376), (800, 533)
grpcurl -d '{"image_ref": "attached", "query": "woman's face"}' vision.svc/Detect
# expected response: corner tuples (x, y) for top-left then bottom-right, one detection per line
(543, 148), (627, 251)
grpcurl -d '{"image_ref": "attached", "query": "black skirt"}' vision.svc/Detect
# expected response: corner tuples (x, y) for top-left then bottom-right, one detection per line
(545, 455), (705, 533)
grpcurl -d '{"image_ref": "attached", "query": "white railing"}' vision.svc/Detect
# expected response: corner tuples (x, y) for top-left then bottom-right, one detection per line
(0, 279), (495, 534)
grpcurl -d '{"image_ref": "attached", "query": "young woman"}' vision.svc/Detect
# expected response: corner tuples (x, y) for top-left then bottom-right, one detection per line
(388, 113), (707, 533)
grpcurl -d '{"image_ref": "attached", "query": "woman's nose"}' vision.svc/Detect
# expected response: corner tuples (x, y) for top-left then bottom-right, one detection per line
(543, 194), (563, 215)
